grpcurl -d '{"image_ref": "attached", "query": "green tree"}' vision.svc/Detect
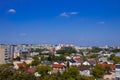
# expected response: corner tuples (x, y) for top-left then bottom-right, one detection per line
(15, 56), (21, 61)
(113, 56), (120, 64)
(108, 54), (115, 60)
(12, 72), (35, 80)
(105, 65), (111, 74)
(31, 56), (40, 66)
(92, 64), (105, 78)
(0, 67), (14, 80)
(111, 49), (120, 53)
(89, 47), (102, 53)
(35, 65), (52, 76)
(90, 54), (98, 58)
(56, 47), (77, 54)
(62, 66), (79, 80)
(76, 75), (95, 80)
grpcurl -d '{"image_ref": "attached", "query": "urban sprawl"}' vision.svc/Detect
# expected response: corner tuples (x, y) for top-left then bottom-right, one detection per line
(0, 44), (120, 80)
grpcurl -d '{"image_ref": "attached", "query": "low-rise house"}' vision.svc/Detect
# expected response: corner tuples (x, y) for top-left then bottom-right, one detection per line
(100, 62), (115, 71)
(69, 59), (81, 66)
(13, 61), (26, 69)
(30, 52), (39, 56)
(52, 62), (65, 73)
(68, 56), (82, 66)
(103, 51), (111, 57)
(103, 72), (115, 80)
(65, 56), (71, 60)
(13, 59), (32, 69)
(99, 57), (108, 62)
(82, 61), (90, 66)
(79, 66), (90, 76)
(87, 59), (98, 67)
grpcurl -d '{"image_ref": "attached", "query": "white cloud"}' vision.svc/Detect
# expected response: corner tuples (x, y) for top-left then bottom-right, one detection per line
(60, 11), (79, 17)
(20, 33), (27, 36)
(69, 12), (79, 15)
(8, 9), (16, 13)
(98, 21), (105, 24)
(60, 12), (69, 17)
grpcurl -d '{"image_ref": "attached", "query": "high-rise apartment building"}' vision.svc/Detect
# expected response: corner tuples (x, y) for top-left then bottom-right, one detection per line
(0, 45), (10, 64)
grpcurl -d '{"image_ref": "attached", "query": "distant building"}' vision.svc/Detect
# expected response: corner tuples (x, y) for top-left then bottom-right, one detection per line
(79, 66), (90, 76)
(0, 45), (10, 64)
(115, 64), (120, 80)
(13, 52), (20, 59)
(9, 45), (16, 60)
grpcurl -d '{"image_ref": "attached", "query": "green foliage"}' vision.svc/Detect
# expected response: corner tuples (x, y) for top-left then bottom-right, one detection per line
(0, 68), (14, 80)
(92, 64), (105, 78)
(30, 48), (49, 53)
(104, 65), (111, 74)
(56, 47), (77, 54)
(40, 74), (57, 80)
(0, 63), (95, 80)
(53, 55), (66, 62)
(62, 66), (79, 80)
(23, 54), (27, 60)
(89, 47), (102, 53)
(31, 56), (40, 66)
(113, 56), (120, 64)
(35, 65), (52, 76)
(90, 54), (98, 58)
(0, 63), (13, 67)
(76, 75), (95, 80)
(111, 49), (120, 53)
(109, 54), (115, 60)
(12, 72), (35, 80)
(47, 55), (52, 61)
(14, 56), (21, 61)
(0, 64), (35, 80)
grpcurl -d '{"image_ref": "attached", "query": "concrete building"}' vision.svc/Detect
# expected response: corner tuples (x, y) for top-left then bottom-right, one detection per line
(13, 52), (20, 59)
(0, 45), (10, 64)
(115, 64), (120, 80)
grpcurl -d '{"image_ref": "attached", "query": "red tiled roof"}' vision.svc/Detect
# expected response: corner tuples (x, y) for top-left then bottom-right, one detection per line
(53, 64), (64, 68)
(79, 66), (89, 71)
(100, 62), (115, 70)
(100, 62), (107, 68)
(74, 58), (81, 62)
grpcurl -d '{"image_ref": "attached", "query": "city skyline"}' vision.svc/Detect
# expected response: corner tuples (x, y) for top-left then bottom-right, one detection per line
(0, 0), (120, 46)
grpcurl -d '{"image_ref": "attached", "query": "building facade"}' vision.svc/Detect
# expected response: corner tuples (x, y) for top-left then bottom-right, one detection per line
(115, 64), (120, 80)
(0, 45), (10, 64)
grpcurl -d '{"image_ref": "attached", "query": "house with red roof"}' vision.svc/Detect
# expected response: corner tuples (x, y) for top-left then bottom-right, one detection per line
(52, 62), (65, 73)
(100, 62), (115, 71)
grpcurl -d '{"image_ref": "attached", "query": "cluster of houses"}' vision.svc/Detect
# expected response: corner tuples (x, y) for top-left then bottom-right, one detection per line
(1, 44), (120, 79)
(12, 51), (116, 80)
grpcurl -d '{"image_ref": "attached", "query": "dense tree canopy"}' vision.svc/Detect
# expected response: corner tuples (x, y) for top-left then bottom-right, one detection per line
(35, 65), (52, 76)
(113, 56), (120, 64)
(89, 47), (102, 53)
(56, 47), (77, 54)
(31, 56), (40, 66)
(92, 64), (105, 78)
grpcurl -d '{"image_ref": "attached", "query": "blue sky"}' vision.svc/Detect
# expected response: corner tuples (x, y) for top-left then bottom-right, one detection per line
(0, 0), (120, 46)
